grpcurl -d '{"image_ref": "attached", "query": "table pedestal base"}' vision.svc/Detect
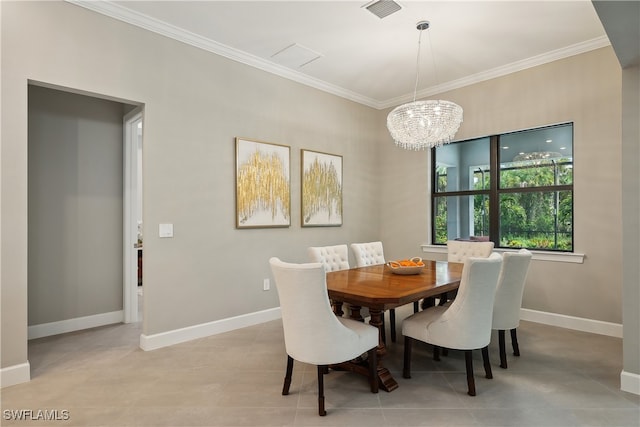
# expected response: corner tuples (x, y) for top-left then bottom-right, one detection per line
(330, 304), (399, 392)
(330, 361), (398, 392)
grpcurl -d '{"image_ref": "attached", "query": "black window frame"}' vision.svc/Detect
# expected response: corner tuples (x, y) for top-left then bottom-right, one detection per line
(431, 123), (574, 252)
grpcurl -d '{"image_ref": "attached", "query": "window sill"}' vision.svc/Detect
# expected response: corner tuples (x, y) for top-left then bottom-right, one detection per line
(420, 245), (585, 264)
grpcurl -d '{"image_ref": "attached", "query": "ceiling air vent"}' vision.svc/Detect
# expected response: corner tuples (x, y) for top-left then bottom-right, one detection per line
(364, 0), (402, 19)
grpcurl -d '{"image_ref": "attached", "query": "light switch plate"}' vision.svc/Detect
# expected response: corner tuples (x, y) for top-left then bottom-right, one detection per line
(159, 223), (174, 238)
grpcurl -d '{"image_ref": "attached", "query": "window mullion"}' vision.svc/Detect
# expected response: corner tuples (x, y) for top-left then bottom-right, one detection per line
(489, 135), (500, 245)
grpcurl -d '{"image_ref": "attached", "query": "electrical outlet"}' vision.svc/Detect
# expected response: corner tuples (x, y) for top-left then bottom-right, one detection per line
(263, 278), (270, 291)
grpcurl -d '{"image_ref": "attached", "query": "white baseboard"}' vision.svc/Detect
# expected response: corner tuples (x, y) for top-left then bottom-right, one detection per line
(140, 307), (281, 351)
(28, 311), (124, 340)
(621, 370), (640, 395)
(7, 306), (638, 397)
(0, 362), (30, 388)
(520, 308), (623, 338)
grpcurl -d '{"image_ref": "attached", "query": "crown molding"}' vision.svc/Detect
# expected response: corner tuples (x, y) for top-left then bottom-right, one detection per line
(66, 0), (383, 108)
(381, 36), (612, 109)
(67, 1), (610, 111)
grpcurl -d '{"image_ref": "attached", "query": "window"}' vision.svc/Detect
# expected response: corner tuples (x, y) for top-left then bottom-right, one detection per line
(432, 123), (573, 251)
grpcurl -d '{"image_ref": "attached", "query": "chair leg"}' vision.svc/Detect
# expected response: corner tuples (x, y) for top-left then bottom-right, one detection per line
(498, 329), (508, 369)
(390, 309), (396, 343)
(511, 328), (520, 356)
(282, 356), (294, 395)
(403, 336), (413, 379)
(380, 314), (386, 345)
(413, 301), (419, 313)
(465, 350), (476, 396)
(367, 348), (378, 393)
(317, 365), (327, 416)
(482, 346), (493, 379)
(433, 345), (440, 361)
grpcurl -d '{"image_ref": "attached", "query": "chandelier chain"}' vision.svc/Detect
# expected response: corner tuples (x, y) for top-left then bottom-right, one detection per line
(426, 27), (439, 88)
(412, 28), (424, 102)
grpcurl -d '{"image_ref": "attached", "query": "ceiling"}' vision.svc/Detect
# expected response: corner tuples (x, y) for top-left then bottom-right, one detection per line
(71, 0), (610, 109)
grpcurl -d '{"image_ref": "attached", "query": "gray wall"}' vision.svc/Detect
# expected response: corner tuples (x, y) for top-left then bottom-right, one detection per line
(592, 0), (640, 381)
(381, 47), (624, 324)
(621, 64), (640, 378)
(1, 0), (636, 387)
(28, 85), (125, 325)
(1, 0), (382, 369)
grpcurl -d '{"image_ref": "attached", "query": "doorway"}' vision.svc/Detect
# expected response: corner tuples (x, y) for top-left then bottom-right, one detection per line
(124, 109), (143, 324)
(27, 83), (143, 341)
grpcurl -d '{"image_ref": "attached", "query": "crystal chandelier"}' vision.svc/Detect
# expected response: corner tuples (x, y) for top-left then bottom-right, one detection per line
(387, 21), (463, 150)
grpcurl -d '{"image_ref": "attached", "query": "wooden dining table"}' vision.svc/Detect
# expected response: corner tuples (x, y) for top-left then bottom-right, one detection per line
(326, 260), (463, 392)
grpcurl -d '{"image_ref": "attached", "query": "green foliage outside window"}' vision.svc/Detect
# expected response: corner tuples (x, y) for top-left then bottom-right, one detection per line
(499, 191), (573, 250)
(499, 160), (573, 250)
(434, 197), (448, 244)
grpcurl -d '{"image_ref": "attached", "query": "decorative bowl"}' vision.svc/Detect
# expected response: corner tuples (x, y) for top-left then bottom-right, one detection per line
(387, 257), (425, 275)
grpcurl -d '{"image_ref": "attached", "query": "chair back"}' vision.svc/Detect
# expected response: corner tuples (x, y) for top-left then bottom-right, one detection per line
(433, 253), (503, 349)
(447, 240), (495, 263)
(492, 249), (532, 330)
(307, 244), (350, 272)
(269, 257), (373, 365)
(350, 241), (385, 267)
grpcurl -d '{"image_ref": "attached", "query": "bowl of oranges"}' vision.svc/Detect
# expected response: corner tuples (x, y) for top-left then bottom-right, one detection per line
(386, 257), (425, 275)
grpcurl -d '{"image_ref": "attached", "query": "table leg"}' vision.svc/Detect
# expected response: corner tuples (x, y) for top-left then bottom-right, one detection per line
(330, 307), (399, 392)
(332, 300), (344, 317)
(348, 305), (364, 322)
(368, 308), (398, 392)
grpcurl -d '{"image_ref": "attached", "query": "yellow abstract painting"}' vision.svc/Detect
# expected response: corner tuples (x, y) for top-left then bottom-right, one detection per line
(236, 138), (290, 228)
(301, 149), (342, 227)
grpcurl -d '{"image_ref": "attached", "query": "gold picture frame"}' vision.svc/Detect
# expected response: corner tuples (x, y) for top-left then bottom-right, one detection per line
(235, 138), (291, 228)
(301, 149), (343, 227)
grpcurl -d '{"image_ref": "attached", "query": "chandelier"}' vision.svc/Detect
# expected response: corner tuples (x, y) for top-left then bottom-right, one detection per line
(387, 21), (463, 150)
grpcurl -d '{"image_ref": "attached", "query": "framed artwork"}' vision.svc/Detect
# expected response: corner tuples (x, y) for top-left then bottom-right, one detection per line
(235, 138), (291, 228)
(301, 149), (343, 227)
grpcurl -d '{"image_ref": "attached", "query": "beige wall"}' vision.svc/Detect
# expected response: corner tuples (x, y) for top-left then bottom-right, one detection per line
(381, 47), (623, 323)
(0, 1), (631, 382)
(1, 1), (382, 369)
(621, 64), (640, 377)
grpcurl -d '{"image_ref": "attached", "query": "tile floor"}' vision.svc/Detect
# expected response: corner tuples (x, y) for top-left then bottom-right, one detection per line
(2, 303), (639, 426)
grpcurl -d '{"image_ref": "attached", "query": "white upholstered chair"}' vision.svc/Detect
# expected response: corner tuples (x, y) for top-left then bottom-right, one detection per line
(269, 257), (378, 416)
(424, 240), (495, 308)
(308, 244), (359, 319)
(447, 240), (495, 262)
(402, 253), (503, 396)
(350, 241), (385, 267)
(350, 241), (397, 343)
(492, 249), (532, 369)
(307, 244), (350, 273)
